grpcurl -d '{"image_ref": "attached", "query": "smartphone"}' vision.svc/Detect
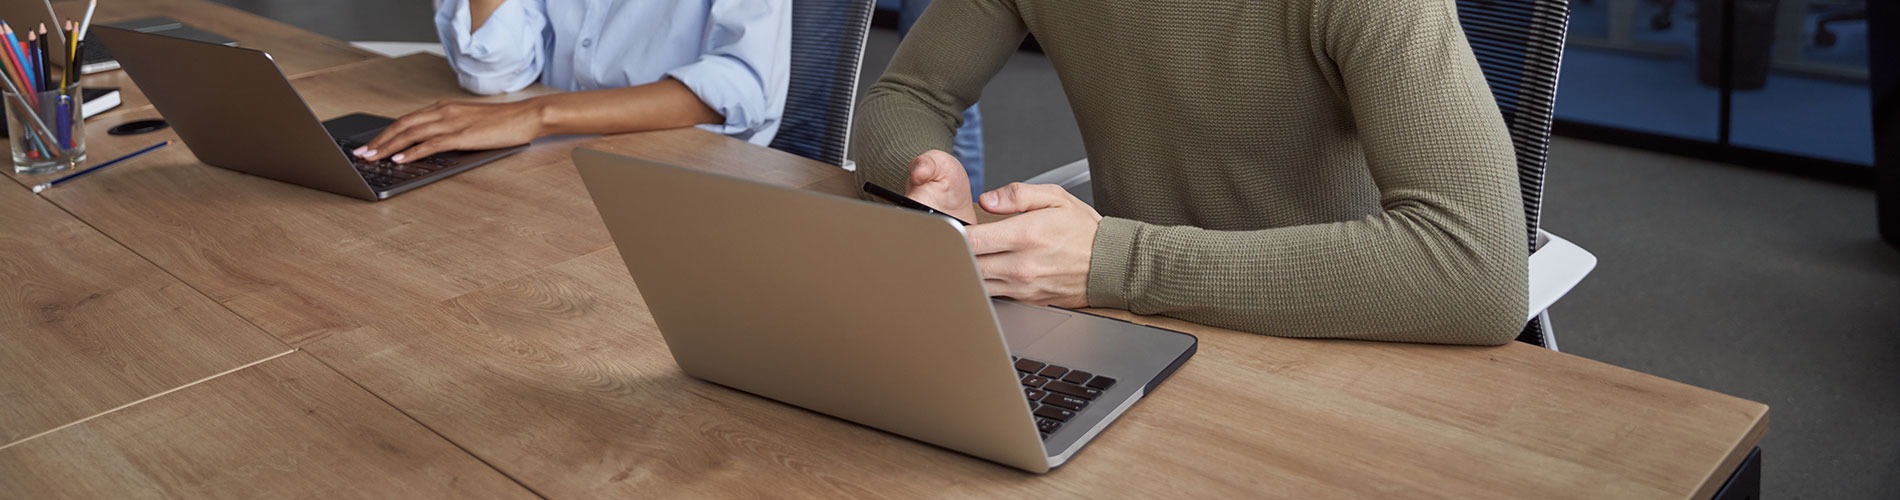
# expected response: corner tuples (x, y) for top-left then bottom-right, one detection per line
(861, 182), (971, 226)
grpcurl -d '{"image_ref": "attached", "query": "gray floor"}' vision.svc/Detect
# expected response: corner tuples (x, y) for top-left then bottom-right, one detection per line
(216, 3), (1900, 498)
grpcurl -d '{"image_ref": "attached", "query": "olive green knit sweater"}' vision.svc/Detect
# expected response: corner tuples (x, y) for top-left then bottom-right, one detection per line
(853, 0), (1529, 345)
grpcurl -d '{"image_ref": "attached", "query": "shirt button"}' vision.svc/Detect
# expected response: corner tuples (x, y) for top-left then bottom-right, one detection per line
(580, 38), (593, 48)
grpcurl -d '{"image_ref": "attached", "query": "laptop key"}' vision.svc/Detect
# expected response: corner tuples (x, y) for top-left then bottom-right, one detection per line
(1060, 370), (1092, 385)
(1041, 395), (1086, 412)
(1037, 365), (1069, 379)
(1014, 358), (1046, 373)
(1085, 376), (1117, 390)
(1020, 375), (1050, 388)
(1034, 405), (1076, 422)
(1025, 388), (1047, 401)
(1041, 393), (1089, 411)
(1036, 418), (1061, 433)
(1043, 381), (1104, 400)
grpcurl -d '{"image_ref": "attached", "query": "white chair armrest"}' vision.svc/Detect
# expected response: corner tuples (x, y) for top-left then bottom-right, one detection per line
(1024, 158), (1091, 190)
(1526, 230), (1596, 323)
(350, 41), (445, 58)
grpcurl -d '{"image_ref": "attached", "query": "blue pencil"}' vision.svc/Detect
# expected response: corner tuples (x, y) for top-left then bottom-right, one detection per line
(32, 140), (172, 193)
(1, 23), (32, 92)
(28, 31), (41, 91)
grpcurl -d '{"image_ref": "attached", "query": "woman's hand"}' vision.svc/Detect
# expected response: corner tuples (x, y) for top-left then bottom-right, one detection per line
(355, 99), (546, 164)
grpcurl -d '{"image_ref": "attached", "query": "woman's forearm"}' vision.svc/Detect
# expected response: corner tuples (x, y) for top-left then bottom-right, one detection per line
(531, 78), (723, 137)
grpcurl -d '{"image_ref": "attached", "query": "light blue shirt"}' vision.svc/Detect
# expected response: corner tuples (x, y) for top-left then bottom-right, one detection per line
(435, 0), (791, 145)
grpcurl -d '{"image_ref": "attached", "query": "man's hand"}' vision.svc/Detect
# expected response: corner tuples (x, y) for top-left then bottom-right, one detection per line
(903, 150), (978, 223)
(967, 183), (1102, 308)
(355, 99), (546, 164)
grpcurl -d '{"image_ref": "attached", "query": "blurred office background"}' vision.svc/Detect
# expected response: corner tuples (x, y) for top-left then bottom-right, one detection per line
(212, 0), (1898, 497)
(1556, 0), (1876, 175)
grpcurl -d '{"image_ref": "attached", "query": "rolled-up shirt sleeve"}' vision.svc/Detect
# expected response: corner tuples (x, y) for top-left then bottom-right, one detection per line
(435, 0), (549, 95)
(664, 0), (791, 143)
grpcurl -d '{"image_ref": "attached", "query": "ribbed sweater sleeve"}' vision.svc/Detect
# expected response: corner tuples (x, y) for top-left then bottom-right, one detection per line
(851, 0), (1024, 194)
(854, 0), (1529, 345)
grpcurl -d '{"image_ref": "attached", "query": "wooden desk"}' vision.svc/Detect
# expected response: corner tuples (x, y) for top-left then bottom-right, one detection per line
(25, 55), (604, 346)
(303, 213), (1767, 500)
(0, 352), (537, 498)
(0, 182), (288, 446)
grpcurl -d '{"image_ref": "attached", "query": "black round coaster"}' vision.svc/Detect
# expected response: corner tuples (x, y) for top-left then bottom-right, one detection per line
(108, 119), (169, 136)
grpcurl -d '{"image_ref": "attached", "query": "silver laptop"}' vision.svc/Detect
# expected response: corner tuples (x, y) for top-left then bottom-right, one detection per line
(93, 26), (525, 201)
(573, 148), (1197, 472)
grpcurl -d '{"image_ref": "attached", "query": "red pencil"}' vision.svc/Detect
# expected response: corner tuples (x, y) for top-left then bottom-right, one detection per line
(0, 26), (33, 98)
(0, 26), (31, 97)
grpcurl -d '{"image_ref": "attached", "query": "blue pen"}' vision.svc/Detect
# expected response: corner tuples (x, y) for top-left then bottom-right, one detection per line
(55, 94), (69, 148)
(31, 140), (172, 193)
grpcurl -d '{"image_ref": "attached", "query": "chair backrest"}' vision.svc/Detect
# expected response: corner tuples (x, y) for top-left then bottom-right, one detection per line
(767, 0), (877, 167)
(1454, 0), (1572, 347)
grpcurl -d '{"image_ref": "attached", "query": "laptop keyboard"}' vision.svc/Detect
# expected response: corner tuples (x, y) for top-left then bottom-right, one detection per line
(1013, 356), (1116, 441)
(336, 139), (454, 189)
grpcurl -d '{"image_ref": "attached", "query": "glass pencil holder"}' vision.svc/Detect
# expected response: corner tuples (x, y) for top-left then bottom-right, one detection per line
(6, 83), (86, 175)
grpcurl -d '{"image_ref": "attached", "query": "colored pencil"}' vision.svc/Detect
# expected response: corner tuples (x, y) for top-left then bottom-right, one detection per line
(28, 30), (42, 91)
(2, 24), (33, 93)
(37, 24), (50, 91)
(32, 141), (173, 193)
(60, 20), (73, 89)
(16, 33), (34, 91)
(76, 0), (99, 40)
(0, 22), (53, 158)
(0, 27), (25, 98)
(0, 48), (59, 159)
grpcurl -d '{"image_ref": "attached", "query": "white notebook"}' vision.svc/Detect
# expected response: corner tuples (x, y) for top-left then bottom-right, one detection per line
(81, 88), (120, 119)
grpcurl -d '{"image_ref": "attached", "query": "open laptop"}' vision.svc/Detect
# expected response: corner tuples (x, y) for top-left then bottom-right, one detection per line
(572, 149), (1197, 473)
(82, 17), (240, 74)
(93, 25), (525, 201)
(0, 1), (235, 73)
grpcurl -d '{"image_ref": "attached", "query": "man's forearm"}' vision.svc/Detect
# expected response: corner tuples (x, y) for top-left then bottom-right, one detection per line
(530, 78), (723, 137)
(467, 0), (509, 32)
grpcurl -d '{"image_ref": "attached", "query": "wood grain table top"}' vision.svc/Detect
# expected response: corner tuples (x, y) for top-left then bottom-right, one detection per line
(304, 212), (1767, 500)
(0, 352), (538, 499)
(0, 181), (289, 446)
(22, 55), (602, 346)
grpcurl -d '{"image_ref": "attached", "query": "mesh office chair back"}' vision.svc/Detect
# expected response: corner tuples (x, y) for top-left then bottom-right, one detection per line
(767, 0), (877, 166)
(1455, 0), (1572, 347)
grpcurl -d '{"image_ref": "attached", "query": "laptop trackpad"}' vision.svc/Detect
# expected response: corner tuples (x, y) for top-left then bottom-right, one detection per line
(993, 299), (1071, 351)
(322, 113), (396, 142)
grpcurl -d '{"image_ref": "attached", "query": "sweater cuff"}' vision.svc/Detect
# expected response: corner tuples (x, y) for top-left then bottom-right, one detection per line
(1087, 217), (1142, 310)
